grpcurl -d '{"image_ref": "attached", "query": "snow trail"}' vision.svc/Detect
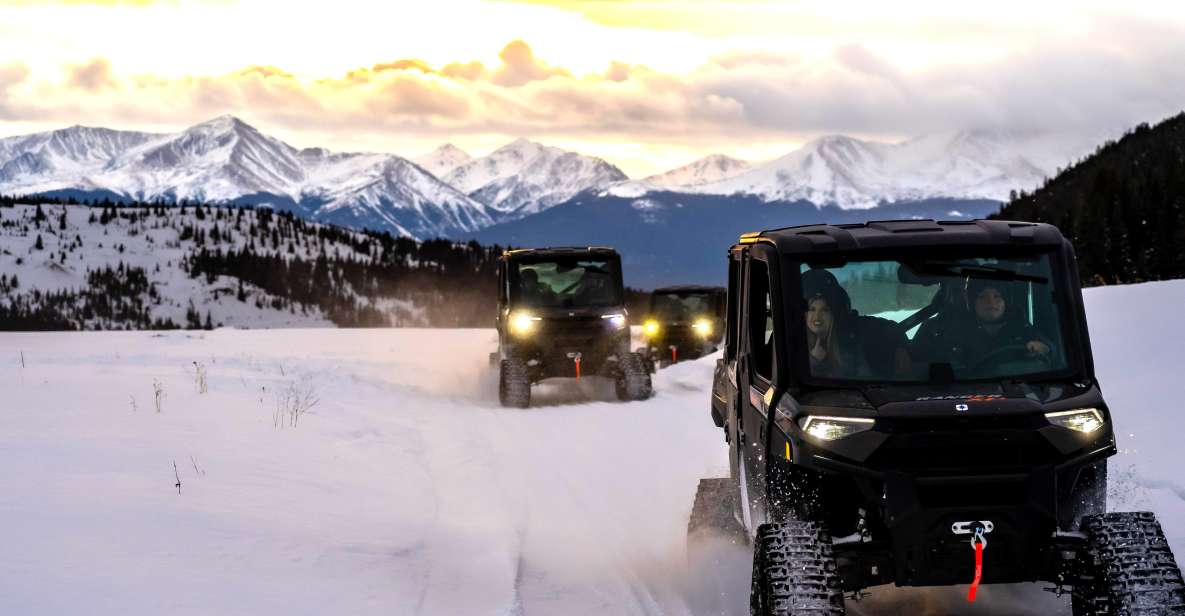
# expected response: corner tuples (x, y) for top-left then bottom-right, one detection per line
(0, 279), (1182, 614)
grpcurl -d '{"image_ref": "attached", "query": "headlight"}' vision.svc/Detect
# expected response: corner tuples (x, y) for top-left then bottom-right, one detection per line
(1045, 408), (1105, 433)
(692, 318), (713, 337)
(799, 415), (875, 441)
(643, 320), (660, 337)
(601, 313), (627, 329)
(509, 311), (540, 336)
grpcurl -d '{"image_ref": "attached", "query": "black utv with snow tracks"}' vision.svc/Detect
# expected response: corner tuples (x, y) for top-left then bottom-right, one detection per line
(691, 219), (1185, 615)
(493, 246), (651, 408)
(638, 285), (726, 371)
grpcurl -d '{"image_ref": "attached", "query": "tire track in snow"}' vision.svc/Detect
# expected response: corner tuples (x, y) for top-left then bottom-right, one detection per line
(410, 389), (525, 615)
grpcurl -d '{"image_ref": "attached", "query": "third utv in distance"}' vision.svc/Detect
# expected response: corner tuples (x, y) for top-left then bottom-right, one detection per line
(693, 219), (1185, 615)
(639, 285), (726, 371)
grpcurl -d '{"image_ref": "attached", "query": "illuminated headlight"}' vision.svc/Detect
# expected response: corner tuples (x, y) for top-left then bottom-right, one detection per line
(799, 415), (875, 441)
(509, 311), (540, 336)
(1046, 408), (1105, 433)
(692, 318), (713, 337)
(601, 313), (627, 329)
(643, 320), (660, 337)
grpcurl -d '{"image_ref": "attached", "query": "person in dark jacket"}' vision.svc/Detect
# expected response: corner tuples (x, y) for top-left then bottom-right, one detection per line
(801, 269), (870, 378)
(912, 278), (1053, 372)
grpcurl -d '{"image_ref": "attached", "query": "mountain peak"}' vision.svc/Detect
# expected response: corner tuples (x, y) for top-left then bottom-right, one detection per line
(414, 143), (472, 177)
(640, 153), (752, 188)
(191, 114), (253, 134)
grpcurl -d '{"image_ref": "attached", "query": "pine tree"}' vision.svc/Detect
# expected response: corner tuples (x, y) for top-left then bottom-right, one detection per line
(33, 234), (44, 250)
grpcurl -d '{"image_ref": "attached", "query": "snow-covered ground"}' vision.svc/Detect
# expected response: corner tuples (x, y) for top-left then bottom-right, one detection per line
(0, 280), (1182, 615)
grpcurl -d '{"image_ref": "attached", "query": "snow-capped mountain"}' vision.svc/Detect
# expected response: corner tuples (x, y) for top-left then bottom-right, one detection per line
(642, 154), (753, 187)
(0, 126), (160, 183)
(683, 130), (1098, 209)
(444, 138), (627, 220)
(413, 144), (471, 177)
(0, 116), (492, 238)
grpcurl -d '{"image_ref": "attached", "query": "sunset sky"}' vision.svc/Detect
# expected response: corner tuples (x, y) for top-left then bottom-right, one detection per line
(2, 0), (1185, 176)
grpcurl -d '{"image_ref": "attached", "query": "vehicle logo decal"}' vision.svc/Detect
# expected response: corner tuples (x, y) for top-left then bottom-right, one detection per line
(955, 403), (969, 412)
(916, 394), (1005, 402)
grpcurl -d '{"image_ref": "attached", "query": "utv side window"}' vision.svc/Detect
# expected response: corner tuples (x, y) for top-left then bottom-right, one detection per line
(749, 259), (774, 381)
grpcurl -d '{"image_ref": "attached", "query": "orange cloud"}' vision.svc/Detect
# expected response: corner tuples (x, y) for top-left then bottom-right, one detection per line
(66, 57), (118, 91)
(441, 61), (487, 81)
(372, 59), (434, 74)
(491, 40), (569, 87)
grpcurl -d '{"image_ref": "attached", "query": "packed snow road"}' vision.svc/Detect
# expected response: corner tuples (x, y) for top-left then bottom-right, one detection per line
(1, 280), (1183, 615)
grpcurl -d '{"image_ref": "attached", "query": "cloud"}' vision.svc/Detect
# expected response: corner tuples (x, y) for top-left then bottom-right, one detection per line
(0, 62), (30, 117)
(4, 21), (1185, 156)
(491, 40), (569, 87)
(441, 61), (487, 81)
(3, 0), (166, 5)
(372, 59), (434, 74)
(66, 57), (118, 91)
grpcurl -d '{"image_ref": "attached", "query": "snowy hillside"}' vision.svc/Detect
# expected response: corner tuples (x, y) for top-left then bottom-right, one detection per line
(413, 144), (472, 177)
(0, 117), (491, 239)
(0, 202), (507, 330)
(0, 279), (1181, 615)
(628, 130), (1101, 209)
(444, 138), (628, 220)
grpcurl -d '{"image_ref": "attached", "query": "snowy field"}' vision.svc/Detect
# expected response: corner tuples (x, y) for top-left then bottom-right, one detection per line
(1, 280), (1183, 615)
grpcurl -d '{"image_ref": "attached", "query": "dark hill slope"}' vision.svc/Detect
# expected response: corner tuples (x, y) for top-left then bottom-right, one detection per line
(996, 113), (1185, 285)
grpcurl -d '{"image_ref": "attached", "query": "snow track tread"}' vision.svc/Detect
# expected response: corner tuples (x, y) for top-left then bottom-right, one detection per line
(499, 358), (531, 408)
(687, 477), (745, 540)
(1075, 511), (1185, 616)
(750, 521), (844, 616)
(616, 352), (652, 401)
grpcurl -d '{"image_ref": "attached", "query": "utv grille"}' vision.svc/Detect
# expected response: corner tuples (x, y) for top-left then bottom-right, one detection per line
(867, 415), (1060, 476)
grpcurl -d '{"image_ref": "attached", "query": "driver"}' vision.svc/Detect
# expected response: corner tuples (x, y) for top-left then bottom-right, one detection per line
(520, 268), (550, 304)
(961, 279), (1052, 360)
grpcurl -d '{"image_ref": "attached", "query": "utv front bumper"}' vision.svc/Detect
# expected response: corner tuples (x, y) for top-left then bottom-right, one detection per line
(785, 411), (1115, 589)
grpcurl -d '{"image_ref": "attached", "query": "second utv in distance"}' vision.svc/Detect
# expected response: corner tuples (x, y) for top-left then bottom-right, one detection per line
(693, 219), (1185, 615)
(493, 246), (652, 408)
(638, 285), (726, 371)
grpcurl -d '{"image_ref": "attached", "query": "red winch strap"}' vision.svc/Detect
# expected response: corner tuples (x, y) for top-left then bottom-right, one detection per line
(967, 535), (985, 602)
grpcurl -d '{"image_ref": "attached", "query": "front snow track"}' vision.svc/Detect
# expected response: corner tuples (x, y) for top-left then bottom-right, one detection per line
(1074, 512), (1185, 615)
(750, 522), (845, 616)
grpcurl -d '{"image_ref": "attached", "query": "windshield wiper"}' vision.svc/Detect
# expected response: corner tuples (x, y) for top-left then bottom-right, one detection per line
(912, 262), (1048, 284)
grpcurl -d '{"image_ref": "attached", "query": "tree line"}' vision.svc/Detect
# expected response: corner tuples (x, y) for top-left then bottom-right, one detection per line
(995, 112), (1185, 285)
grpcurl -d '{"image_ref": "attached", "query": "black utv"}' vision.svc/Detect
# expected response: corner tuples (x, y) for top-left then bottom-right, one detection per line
(639, 285), (726, 371)
(693, 219), (1184, 615)
(493, 246), (652, 408)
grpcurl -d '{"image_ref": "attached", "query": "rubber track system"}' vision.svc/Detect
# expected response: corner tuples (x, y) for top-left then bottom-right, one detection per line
(1074, 512), (1185, 616)
(616, 352), (652, 401)
(687, 478), (745, 541)
(499, 358), (531, 408)
(750, 521), (844, 616)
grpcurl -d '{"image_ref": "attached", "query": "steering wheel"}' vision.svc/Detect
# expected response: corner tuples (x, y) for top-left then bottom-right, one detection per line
(969, 343), (1052, 372)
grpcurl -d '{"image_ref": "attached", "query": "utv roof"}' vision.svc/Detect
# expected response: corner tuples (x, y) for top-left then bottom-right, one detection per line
(503, 246), (619, 258)
(652, 285), (726, 294)
(737, 219), (1066, 255)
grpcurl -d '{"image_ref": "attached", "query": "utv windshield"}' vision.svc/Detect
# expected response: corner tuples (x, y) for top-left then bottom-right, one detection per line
(652, 292), (714, 321)
(795, 252), (1072, 383)
(513, 257), (622, 308)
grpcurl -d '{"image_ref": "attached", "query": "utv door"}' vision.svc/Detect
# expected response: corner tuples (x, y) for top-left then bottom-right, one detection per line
(737, 249), (778, 532)
(713, 257), (741, 430)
